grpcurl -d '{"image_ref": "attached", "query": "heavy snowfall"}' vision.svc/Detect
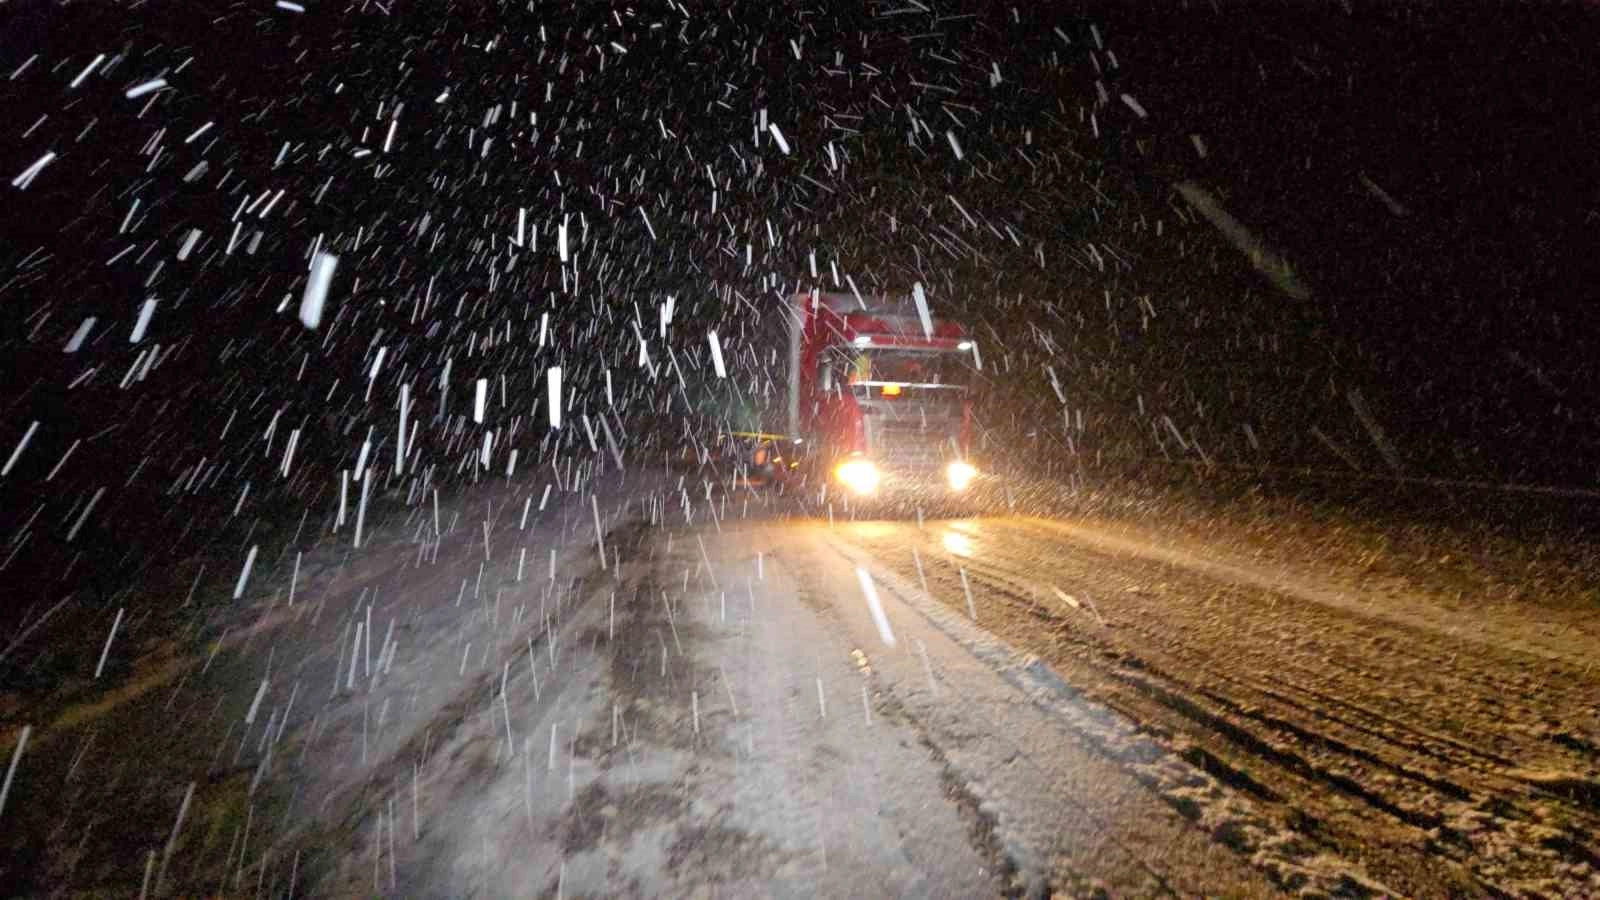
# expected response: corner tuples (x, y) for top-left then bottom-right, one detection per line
(1, 2), (1597, 897)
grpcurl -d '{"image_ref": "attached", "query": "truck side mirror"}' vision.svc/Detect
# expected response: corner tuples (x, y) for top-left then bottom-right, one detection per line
(820, 366), (833, 391)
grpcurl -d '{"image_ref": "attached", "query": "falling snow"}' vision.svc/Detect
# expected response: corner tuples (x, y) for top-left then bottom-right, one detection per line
(0, 3), (1597, 897)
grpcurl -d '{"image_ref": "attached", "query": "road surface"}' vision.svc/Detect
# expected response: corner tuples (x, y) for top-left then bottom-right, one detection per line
(2, 473), (1596, 897)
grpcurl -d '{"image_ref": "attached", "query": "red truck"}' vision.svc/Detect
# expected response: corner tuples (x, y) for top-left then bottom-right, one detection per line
(749, 288), (982, 501)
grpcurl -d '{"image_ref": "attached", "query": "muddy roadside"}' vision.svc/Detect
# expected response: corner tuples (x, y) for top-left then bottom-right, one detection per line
(997, 461), (1600, 615)
(837, 514), (1600, 896)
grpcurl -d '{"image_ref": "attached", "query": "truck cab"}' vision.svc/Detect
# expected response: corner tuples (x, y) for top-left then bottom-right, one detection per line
(789, 290), (982, 499)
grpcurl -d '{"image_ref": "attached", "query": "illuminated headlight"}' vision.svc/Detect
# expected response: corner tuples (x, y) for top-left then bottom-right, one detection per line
(946, 461), (978, 491)
(835, 458), (881, 495)
(957, 340), (973, 351)
(853, 335), (873, 347)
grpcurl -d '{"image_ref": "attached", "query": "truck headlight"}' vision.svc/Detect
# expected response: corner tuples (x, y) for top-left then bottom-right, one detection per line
(835, 459), (881, 496)
(946, 461), (978, 491)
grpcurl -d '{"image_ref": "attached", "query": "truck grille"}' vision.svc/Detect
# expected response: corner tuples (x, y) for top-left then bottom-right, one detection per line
(864, 415), (961, 471)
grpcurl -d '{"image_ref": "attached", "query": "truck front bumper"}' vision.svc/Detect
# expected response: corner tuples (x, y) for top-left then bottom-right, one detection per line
(832, 458), (981, 498)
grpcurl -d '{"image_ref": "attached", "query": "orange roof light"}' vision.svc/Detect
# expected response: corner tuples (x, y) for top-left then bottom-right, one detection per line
(881, 384), (902, 396)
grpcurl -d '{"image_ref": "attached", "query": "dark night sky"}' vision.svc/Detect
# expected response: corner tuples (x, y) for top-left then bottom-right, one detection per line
(1110, 2), (1600, 481)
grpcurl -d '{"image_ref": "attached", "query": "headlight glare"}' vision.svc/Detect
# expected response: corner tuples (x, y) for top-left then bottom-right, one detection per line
(946, 461), (978, 491)
(835, 459), (881, 496)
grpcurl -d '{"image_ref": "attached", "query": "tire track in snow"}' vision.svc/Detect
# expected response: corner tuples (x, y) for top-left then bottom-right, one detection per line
(842, 516), (1600, 896)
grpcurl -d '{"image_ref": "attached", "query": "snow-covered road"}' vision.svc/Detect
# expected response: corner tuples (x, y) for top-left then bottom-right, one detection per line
(334, 515), (1281, 898)
(4, 474), (1595, 897)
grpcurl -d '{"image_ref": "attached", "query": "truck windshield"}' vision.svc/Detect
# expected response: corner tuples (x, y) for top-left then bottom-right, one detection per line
(848, 348), (972, 388)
